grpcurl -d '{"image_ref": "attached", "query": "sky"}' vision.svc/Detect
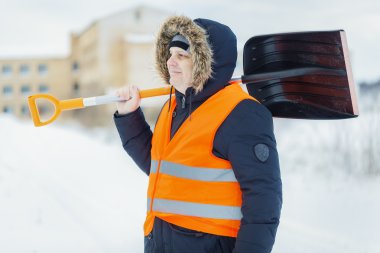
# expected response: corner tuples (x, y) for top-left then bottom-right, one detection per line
(0, 0), (379, 83)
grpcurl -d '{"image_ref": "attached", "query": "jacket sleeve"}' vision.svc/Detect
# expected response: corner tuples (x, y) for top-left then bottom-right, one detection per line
(216, 100), (282, 253)
(113, 107), (153, 175)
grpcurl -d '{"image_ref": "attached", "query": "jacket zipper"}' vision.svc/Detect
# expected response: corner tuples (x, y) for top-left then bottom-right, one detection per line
(181, 96), (186, 109)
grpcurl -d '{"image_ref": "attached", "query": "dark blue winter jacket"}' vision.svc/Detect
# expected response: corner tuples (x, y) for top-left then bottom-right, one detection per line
(114, 18), (282, 253)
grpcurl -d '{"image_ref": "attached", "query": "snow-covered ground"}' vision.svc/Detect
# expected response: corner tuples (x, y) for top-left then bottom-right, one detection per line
(0, 113), (379, 253)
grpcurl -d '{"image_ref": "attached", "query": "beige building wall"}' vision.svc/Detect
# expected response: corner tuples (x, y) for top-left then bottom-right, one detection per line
(97, 5), (170, 89)
(0, 58), (71, 123)
(70, 5), (172, 126)
(123, 34), (159, 89)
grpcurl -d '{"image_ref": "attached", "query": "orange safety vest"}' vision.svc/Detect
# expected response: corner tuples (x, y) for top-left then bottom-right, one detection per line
(144, 84), (257, 237)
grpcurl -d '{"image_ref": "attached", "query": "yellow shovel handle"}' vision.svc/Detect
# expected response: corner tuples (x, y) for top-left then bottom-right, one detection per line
(60, 98), (85, 110)
(28, 86), (174, 127)
(140, 86), (172, 98)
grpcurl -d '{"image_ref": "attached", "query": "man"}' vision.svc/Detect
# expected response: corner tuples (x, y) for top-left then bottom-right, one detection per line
(114, 16), (282, 253)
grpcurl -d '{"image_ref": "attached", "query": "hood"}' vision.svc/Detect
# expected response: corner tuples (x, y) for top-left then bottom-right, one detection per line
(155, 16), (237, 101)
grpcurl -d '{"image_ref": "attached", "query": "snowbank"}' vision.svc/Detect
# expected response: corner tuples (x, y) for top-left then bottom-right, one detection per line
(0, 115), (147, 253)
(1, 114), (379, 253)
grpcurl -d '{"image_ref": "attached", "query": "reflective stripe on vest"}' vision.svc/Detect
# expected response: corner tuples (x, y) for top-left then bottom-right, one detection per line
(150, 160), (238, 182)
(147, 198), (242, 220)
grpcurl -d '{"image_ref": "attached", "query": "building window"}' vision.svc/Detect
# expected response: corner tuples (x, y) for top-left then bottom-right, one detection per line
(2, 65), (12, 76)
(3, 85), (13, 96)
(3, 106), (13, 114)
(21, 85), (31, 95)
(72, 62), (79, 72)
(38, 105), (50, 115)
(20, 64), (30, 76)
(38, 64), (48, 76)
(21, 105), (29, 116)
(134, 9), (141, 21)
(38, 84), (49, 93)
(73, 82), (80, 93)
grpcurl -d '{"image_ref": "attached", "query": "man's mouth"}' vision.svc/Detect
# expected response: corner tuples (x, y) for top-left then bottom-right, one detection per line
(169, 70), (181, 74)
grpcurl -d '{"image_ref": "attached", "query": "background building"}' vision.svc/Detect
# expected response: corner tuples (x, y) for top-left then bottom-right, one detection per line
(0, 58), (71, 122)
(0, 5), (172, 126)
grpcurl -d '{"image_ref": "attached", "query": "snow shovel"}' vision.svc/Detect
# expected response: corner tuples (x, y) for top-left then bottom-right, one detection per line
(242, 30), (358, 119)
(28, 30), (358, 127)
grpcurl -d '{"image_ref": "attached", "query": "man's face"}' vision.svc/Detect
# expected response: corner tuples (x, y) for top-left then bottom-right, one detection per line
(167, 47), (193, 94)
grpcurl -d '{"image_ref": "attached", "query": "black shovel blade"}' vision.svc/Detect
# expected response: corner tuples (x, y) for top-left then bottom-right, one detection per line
(242, 30), (359, 119)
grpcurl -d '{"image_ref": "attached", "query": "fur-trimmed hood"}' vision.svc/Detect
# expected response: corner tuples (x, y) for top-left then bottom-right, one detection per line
(155, 16), (237, 98)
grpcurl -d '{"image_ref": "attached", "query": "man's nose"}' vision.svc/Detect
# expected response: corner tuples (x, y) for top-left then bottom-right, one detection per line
(167, 55), (177, 66)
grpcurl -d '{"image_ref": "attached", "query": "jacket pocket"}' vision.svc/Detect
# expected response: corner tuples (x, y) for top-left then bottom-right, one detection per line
(168, 223), (205, 237)
(216, 236), (236, 253)
(217, 239), (224, 253)
(168, 223), (224, 253)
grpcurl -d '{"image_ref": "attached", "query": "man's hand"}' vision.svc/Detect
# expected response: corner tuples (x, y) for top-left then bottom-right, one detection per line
(116, 85), (141, 115)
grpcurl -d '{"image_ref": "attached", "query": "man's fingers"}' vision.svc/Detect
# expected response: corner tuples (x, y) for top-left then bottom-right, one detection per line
(116, 85), (140, 102)
(115, 85), (140, 115)
(130, 85), (140, 98)
(120, 87), (130, 100)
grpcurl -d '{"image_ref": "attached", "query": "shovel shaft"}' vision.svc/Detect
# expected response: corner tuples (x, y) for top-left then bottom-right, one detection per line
(60, 98), (84, 110)
(82, 86), (175, 107)
(83, 95), (121, 107)
(140, 86), (174, 98)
